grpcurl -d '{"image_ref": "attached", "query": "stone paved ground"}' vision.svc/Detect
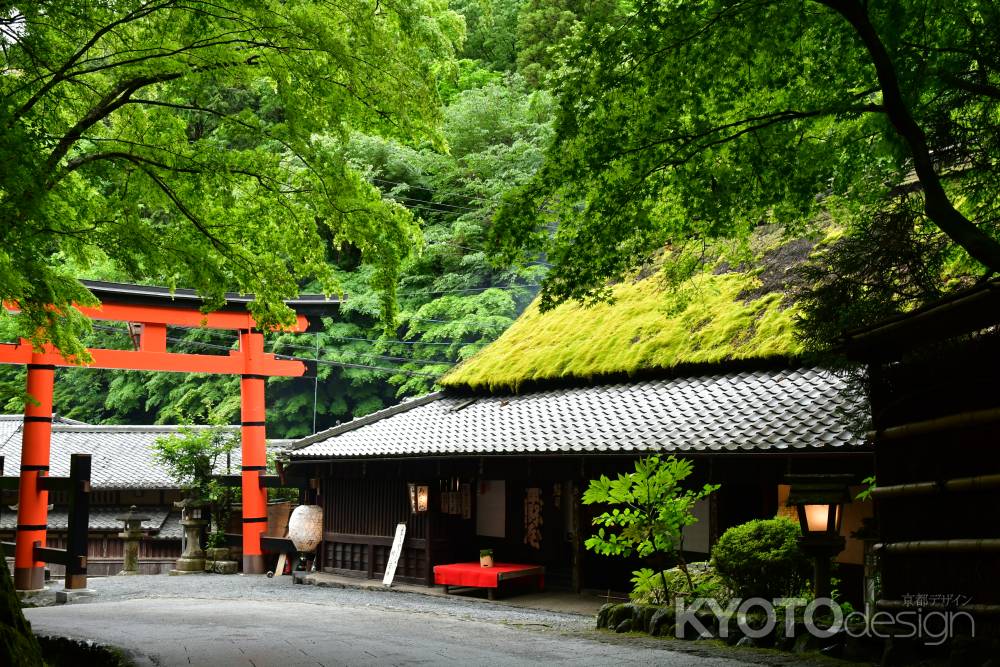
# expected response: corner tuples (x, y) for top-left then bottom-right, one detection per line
(22, 574), (845, 666)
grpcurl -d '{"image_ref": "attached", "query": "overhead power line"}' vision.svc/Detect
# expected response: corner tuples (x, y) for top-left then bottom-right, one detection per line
(371, 177), (495, 203)
(397, 283), (541, 296)
(273, 354), (443, 378)
(307, 334), (457, 346)
(382, 193), (481, 213)
(267, 340), (454, 367)
(87, 324), (444, 378)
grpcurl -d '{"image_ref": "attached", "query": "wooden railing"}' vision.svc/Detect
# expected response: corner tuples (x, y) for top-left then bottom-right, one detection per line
(322, 531), (428, 582)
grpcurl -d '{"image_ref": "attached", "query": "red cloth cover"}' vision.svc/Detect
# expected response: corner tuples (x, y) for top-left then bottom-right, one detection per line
(433, 562), (539, 588)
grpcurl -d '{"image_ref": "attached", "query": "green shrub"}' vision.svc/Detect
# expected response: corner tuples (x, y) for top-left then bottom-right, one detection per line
(630, 562), (730, 604)
(711, 518), (809, 599)
(630, 568), (669, 604)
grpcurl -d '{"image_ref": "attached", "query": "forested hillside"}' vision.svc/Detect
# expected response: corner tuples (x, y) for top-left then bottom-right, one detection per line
(0, 0), (600, 437)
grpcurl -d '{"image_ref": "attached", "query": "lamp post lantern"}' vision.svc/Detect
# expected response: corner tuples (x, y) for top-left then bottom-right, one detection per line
(785, 474), (853, 599)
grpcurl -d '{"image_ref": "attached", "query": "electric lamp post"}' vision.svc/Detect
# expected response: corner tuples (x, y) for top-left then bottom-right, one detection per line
(786, 474), (852, 599)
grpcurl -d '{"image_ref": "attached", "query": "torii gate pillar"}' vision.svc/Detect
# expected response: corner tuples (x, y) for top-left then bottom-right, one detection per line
(240, 331), (269, 574)
(14, 357), (55, 591)
(2, 281), (338, 585)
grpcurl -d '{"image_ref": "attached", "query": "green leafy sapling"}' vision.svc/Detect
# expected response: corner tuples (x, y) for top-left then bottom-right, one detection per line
(153, 421), (239, 540)
(582, 455), (719, 598)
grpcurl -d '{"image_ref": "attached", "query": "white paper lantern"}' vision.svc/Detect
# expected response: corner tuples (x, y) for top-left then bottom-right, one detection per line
(287, 505), (324, 553)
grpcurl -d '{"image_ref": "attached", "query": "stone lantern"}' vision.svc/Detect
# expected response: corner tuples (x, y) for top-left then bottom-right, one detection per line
(170, 497), (208, 575)
(116, 505), (150, 576)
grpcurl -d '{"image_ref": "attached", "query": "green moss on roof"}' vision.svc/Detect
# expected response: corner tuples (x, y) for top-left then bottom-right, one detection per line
(441, 269), (803, 393)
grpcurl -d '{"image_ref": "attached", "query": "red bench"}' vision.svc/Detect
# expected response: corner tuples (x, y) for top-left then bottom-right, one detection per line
(433, 562), (545, 600)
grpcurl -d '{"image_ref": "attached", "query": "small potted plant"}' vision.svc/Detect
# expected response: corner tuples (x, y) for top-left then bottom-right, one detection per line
(479, 548), (494, 568)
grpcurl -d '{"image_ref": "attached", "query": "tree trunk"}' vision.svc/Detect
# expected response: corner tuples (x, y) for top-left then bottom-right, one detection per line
(677, 551), (695, 595)
(816, 0), (1000, 273)
(1, 559), (44, 666)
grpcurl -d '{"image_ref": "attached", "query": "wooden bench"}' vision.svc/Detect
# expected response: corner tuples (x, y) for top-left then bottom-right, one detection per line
(433, 562), (545, 600)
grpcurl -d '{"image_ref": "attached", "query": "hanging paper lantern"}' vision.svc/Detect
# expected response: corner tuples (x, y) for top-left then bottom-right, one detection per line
(287, 505), (324, 553)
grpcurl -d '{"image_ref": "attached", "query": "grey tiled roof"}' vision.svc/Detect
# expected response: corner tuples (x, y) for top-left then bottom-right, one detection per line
(288, 368), (866, 459)
(0, 506), (181, 539)
(0, 414), (84, 444)
(156, 511), (184, 540)
(1, 421), (282, 489)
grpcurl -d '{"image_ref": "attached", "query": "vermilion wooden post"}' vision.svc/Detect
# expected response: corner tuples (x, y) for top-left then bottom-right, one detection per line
(240, 330), (268, 574)
(14, 356), (55, 590)
(2, 285), (322, 581)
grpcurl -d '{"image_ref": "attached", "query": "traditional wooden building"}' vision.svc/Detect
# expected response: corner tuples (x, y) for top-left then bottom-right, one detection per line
(845, 278), (1000, 635)
(1, 418), (283, 575)
(284, 367), (873, 595)
(282, 243), (880, 599)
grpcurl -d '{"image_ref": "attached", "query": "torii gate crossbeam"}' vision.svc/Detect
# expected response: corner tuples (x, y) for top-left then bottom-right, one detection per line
(1, 280), (338, 590)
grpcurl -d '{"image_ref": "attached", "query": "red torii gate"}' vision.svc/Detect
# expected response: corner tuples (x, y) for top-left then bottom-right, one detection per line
(1, 280), (337, 590)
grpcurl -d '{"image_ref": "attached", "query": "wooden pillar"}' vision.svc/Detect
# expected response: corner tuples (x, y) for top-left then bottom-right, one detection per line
(240, 331), (268, 574)
(569, 479), (582, 593)
(14, 359), (54, 591)
(64, 454), (91, 589)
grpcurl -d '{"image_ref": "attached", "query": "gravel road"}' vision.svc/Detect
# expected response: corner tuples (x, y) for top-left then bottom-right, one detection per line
(22, 574), (818, 666)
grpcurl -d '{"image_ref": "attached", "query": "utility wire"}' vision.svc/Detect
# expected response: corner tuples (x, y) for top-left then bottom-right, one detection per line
(88, 324), (443, 378)
(392, 201), (486, 219)
(382, 193), (481, 213)
(397, 284), (541, 296)
(86, 305), (516, 343)
(267, 340), (455, 367)
(371, 177), (495, 203)
(424, 240), (487, 254)
(281, 333), (457, 346)
(275, 354), (443, 378)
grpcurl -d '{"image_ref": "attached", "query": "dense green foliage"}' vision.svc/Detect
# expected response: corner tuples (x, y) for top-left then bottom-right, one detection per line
(452, 0), (523, 72)
(1, 1), (461, 357)
(515, 0), (617, 88)
(153, 425), (239, 543)
(792, 194), (961, 350)
(0, 74), (553, 435)
(711, 518), (810, 599)
(153, 425), (238, 500)
(7, 0), (985, 435)
(1, 3), (560, 436)
(583, 455), (719, 594)
(492, 0), (1000, 330)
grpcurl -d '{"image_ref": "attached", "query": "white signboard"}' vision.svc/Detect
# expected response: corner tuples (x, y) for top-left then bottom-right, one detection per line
(382, 522), (407, 587)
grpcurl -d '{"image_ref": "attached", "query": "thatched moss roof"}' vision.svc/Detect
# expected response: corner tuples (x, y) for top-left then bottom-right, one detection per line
(441, 266), (803, 393)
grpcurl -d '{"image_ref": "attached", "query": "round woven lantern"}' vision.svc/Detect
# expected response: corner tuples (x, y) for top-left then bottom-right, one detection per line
(288, 505), (324, 553)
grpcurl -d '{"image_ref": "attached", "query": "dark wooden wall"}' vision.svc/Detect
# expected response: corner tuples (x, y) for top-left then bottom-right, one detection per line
(299, 450), (870, 594)
(0, 530), (180, 575)
(868, 328), (1000, 621)
(318, 477), (429, 583)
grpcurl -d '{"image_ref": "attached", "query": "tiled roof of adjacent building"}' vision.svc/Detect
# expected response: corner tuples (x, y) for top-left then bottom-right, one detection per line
(0, 414), (84, 443)
(0, 506), (182, 539)
(1, 420), (286, 489)
(287, 368), (867, 459)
